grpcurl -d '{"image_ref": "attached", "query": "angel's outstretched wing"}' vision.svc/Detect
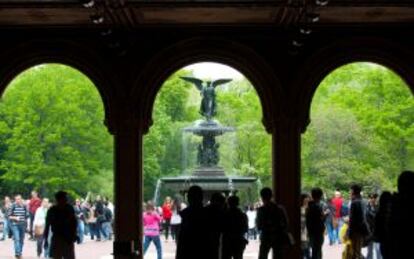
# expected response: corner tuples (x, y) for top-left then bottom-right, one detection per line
(212, 79), (232, 88)
(180, 76), (204, 91)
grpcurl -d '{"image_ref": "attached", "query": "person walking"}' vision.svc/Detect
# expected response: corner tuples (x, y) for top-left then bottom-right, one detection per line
(375, 191), (392, 259)
(1, 196), (12, 241)
(366, 193), (381, 259)
(73, 199), (85, 244)
(300, 193), (311, 259)
(256, 187), (289, 259)
(331, 190), (344, 244)
(101, 201), (113, 240)
(162, 196), (172, 241)
(44, 191), (78, 259)
(246, 205), (257, 240)
(389, 171), (414, 259)
(170, 197), (184, 243)
(33, 198), (50, 258)
(8, 194), (29, 259)
(222, 195), (248, 259)
(29, 190), (42, 241)
(306, 188), (326, 259)
(348, 184), (370, 259)
(204, 192), (226, 259)
(143, 201), (162, 259)
(94, 195), (105, 242)
(324, 197), (336, 246)
(176, 185), (207, 259)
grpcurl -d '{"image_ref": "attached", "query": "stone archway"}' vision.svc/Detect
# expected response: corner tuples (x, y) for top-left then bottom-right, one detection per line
(293, 37), (414, 130)
(131, 37), (286, 134)
(0, 40), (117, 127)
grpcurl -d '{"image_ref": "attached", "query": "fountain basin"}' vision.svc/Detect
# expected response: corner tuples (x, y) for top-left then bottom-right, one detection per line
(159, 175), (257, 193)
(183, 119), (235, 136)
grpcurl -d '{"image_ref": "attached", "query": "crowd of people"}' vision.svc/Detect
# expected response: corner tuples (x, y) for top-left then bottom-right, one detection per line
(1, 170), (413, 259)
(0, 191), (114, 258)
(143, 186), (292, 259)
(301, 170), (414, 259)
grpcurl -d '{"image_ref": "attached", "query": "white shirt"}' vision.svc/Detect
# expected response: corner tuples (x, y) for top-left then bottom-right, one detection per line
(246, 210), (257, 229)
(33, 207), (48, 230)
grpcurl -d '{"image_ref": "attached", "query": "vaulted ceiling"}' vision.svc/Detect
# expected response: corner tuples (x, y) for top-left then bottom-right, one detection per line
(0, 0), (413, 27)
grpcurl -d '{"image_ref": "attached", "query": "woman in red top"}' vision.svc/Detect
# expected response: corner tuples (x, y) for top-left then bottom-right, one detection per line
(161, 196), (172, 241)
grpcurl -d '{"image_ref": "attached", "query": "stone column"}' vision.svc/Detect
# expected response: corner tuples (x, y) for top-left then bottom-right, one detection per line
(272, 117), (302, 259)
(110, 113), (144, 259)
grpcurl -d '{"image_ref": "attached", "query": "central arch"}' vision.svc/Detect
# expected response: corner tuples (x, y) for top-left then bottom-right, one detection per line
(131, 37), (286, 133)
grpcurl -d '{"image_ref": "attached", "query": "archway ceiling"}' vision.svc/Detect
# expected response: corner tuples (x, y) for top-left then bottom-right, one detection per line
(0, 0), (413, 26)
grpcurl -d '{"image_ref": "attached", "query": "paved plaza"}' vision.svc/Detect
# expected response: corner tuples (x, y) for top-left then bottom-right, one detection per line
(0, 235), (345, 259)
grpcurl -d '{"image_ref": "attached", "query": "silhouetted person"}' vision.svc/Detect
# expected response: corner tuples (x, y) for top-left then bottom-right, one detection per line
(222, 195), (248, 259)
(257, 187), (288, 259)
(176, 185), (207, 259)
(44, 191), (77, 259)
(366, 193), (380, 259)
(300, 193), (311, 259)
(94, 195), (104, 241)
(204, 192), (226, 259)
(348, 184), (370, 259)
(374, 191), (392, 259)
(390, 170), (414, 259)
(306, 188), (326, 259)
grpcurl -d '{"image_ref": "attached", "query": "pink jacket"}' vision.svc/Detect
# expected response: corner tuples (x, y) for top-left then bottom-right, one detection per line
(143, 212), (161, 236)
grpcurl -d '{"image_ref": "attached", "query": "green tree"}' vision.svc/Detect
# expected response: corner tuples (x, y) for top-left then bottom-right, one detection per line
(302, 63), (414, 194)
(0, 64), (112, 198)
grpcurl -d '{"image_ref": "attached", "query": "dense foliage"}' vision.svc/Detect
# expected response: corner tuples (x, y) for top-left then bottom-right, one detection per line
(0, 64), (113, 199)
(0, 62), (412, 202)
(302, 63), (414, 196)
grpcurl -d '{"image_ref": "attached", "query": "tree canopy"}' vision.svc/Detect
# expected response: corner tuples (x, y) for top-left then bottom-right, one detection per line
(302, 63), (414, 195)
(0, 64), (113, 198)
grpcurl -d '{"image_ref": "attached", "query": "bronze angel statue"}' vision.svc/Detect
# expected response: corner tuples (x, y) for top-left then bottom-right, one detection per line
(180, 76), (232, 120)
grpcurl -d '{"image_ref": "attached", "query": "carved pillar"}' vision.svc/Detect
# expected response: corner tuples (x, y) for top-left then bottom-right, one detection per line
(109, 111), (144, 259)
(271, 117), (302, 259)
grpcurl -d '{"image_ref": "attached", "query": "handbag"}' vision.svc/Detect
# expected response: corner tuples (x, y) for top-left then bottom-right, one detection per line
(34, 225), (44, 237)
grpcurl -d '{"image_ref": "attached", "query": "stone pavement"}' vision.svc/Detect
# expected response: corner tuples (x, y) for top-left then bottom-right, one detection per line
(0, 235), (344, 259)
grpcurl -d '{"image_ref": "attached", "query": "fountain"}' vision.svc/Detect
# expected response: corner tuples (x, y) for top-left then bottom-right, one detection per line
(155, 76), (258, 202)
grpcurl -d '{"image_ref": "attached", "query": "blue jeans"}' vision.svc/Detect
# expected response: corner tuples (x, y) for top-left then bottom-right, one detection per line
(89, 222), (100, 240)
(325, 222), (336, 245)
(77, 220), (85, 243)
(2, 219), (9, 239)
(143, 235), (162, 259)
(84, 222), (90, 236)
(11, 223), (25, 256)
(102, 222), (112, 240)
(367, 242), (382, 259)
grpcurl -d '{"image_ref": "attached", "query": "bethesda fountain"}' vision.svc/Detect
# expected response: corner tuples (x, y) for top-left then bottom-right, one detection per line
(154, 76), (258, 202)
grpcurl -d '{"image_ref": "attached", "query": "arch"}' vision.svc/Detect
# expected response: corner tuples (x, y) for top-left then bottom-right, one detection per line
(293, 37), (414, 132)
(0, 40), (116, 128)
(131, 37), (286, 133)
